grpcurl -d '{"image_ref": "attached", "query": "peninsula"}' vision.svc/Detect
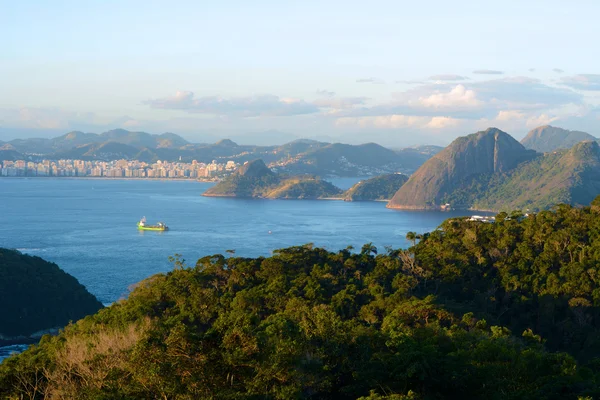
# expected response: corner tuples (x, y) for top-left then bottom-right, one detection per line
(202, 159), (343, 199)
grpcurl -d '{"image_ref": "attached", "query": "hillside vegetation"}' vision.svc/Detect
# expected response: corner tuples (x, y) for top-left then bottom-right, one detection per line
(263, 177), (343, 199)
(4, 201), (600, 398)
(344, 173), (408, 201)
(0, 249), (103, 339)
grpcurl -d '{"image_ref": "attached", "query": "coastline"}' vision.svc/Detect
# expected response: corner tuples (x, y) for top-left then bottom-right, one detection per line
(0, 176), (219, 183)
(386, 202), (498, 213)
(0, 327), (60, 347)
(202, 193), (394, 203)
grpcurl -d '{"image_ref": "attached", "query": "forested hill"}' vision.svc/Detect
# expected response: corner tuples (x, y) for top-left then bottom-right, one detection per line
(4, 201), (600, 398)
(0, 249), (103, 339)
(344, 173), (409, 201)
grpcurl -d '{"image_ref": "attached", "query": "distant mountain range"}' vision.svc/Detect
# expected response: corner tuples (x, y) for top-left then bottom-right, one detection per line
(0, 129), (442, 177)
(520, 125), (597, 152)
(271, 142), (437, 176)
(1, 129), (190, 154)
(388, 127), (600, 211)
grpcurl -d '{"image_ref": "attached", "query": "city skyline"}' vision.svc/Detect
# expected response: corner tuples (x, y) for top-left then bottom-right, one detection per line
(0, 158), (238, 179)
(2, 0), (600, 146)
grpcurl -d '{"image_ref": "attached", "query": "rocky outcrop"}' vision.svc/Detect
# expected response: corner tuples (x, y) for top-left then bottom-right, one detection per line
(387, 128), (537, 209)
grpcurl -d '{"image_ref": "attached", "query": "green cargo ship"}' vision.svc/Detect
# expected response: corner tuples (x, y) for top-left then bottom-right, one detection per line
(137, 217), (168, 231)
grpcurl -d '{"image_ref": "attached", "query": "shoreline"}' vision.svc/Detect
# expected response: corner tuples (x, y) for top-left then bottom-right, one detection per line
(387, 204), (498, 214)
(0, 176), (219, 183)
(202, 194), (395, 203)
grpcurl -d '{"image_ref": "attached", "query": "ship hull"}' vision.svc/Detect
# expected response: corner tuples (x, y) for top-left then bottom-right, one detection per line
(137, 224), (168, 231)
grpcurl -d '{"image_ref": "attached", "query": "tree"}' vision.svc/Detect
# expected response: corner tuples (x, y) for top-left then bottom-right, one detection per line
(406, 231), (417, 246)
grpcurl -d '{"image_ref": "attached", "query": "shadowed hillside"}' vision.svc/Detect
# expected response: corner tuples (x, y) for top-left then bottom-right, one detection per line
(0, 249), (103, 339)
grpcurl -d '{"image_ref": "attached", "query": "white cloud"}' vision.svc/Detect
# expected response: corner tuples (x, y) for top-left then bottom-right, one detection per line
(496, 110), (526, 121)
(525, 113), (559, 128)
(417, 85), (482, 109)
(425, 116), (461, 129)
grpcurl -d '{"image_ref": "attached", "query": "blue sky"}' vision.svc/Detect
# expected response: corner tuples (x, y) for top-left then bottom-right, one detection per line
(1, 0), (600, 146)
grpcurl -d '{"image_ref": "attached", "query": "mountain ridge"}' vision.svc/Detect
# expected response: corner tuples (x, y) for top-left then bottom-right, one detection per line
(520, 125), (597, 152)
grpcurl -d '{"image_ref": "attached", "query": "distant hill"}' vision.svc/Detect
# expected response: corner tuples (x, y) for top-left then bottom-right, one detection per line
(388, 128), (600, 211)
(272, 139), (329, 157)
(521, 125), (596, 152)
(52, 141), (150, 161)
(344, 173), (408, 201)
(0, 248), (102, 339)
(97, 129), (189, 149)
(273, 142), (426, 177)
(5, 129), (189, 154)
(203, 159), (342, 199)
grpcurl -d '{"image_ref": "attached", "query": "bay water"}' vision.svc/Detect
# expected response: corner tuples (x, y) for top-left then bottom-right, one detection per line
(0, 177), (488, 359)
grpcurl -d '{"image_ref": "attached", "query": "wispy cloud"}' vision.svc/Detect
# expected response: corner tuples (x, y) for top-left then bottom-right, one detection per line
(313, 97), (369, 110)
(144, 91), (320, 117)
(560, 74), (600, 91)
(316, 89), (336, 97)
(473, 69), (504, 75)
(356, 77), (385, 84)
(428, 74), (468, 81)
(553, 68), (564, 74)
(396, 80), (426, 85)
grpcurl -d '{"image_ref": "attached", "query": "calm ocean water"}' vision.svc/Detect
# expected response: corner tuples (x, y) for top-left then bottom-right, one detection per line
(0, 178), (486, 305)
